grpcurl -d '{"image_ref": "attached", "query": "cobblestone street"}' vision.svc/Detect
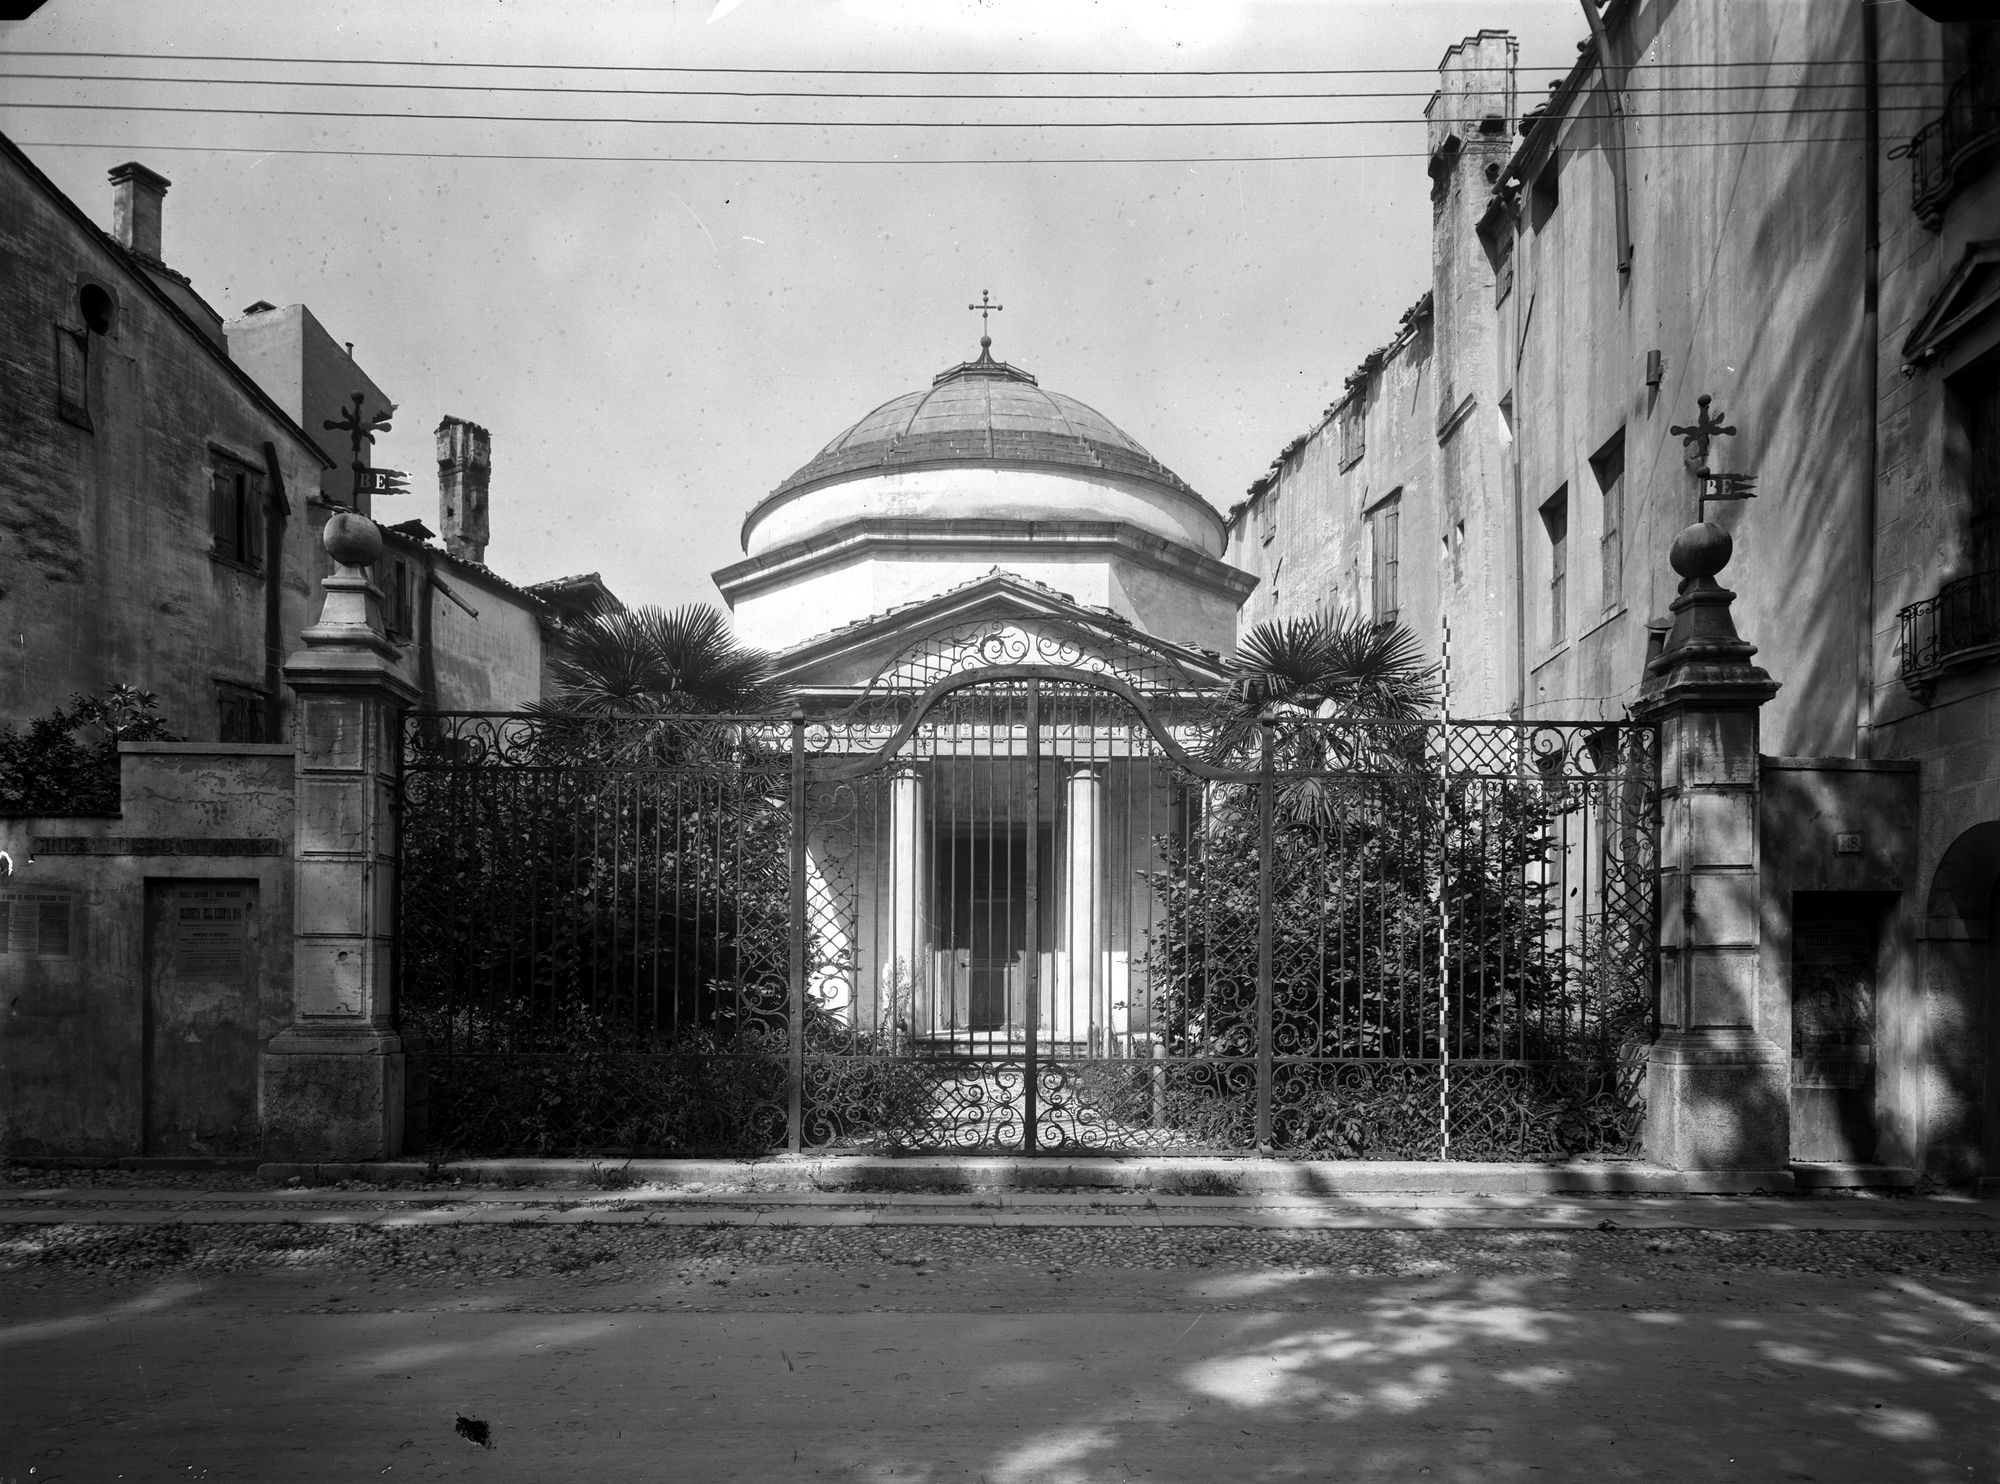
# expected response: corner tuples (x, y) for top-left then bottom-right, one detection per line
(3, 1186), (1997, 1482)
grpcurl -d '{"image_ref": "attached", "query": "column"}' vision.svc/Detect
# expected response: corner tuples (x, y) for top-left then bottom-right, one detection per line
(260, 510), (419, 1161)
(884, 765), (927, 1044)
(1631, 520), (1788, 1175)
(1061, 764), (1102, 1050)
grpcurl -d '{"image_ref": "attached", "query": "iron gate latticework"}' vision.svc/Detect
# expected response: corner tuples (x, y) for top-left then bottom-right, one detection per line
(398, 671), (1657, 1159)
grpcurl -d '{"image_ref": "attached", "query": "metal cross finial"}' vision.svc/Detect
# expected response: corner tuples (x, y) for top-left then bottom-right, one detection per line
(968, 289), (1003, 341)
(322, 390), (400, 507)
(1668, 393), (1736, 476)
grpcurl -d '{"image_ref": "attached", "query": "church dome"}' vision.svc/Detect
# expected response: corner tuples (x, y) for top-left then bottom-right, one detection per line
(768, 339), (1200, 505)
(717, 337), (1251, 655)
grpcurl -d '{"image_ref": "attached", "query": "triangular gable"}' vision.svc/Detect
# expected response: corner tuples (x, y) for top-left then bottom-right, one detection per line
(1903, 239), (2000, 370)
(771, 571), (1230, 695)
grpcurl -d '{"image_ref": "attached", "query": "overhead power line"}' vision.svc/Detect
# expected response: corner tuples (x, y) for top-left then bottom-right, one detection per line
(11, 135), (1872, 168)
(0, 99), (1934, 128)
(0, 70), (1935, 101)
(0, 48), (1917, 76)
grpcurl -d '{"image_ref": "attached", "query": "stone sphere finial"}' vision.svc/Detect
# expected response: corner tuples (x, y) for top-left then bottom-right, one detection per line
(979, 334), (992, 352)
(323, 508), (383, 568)
(1669, 520), (1731, 581)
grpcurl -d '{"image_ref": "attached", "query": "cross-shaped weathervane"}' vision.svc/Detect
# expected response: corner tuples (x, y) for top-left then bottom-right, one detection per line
(323, 390), (406, 507)
(968, 289), (1003, 336)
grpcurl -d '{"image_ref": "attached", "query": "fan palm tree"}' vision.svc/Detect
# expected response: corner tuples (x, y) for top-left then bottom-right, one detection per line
(1206, 611), (1439, 822)
(539, 602), (786, 715)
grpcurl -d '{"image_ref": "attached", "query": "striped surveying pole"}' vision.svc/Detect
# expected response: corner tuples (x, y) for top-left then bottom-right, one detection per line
(1436, 612), (1453, 1159)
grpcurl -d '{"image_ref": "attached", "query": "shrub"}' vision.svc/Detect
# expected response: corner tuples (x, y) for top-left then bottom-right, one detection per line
(0, 685), (176, 816)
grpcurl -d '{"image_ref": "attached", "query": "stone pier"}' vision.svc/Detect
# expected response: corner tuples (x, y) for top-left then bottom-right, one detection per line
(1632, 521), (1788, 1176)
(259, 510), (419, 1160)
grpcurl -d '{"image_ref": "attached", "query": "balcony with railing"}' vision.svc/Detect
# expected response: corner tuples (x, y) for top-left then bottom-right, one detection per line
(1900, 64), (2000, 231)
(1900, 567), (2000, 697)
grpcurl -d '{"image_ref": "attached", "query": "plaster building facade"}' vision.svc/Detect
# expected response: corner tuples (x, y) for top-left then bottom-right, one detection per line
(0, 138), (560, 1155)
(1226, 5), (2000, 1185)
(0, 136), (334, 745)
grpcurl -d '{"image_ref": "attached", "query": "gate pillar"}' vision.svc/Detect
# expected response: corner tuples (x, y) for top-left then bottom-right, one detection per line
(260, 513), (419, 1160)
(1631, 521), (1788, 1176)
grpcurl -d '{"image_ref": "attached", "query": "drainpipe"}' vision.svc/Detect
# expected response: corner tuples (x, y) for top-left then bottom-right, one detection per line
(1856, 0), (1882, 758)
(1577, 0), (1634, 276)
(259, 442), (289, 741)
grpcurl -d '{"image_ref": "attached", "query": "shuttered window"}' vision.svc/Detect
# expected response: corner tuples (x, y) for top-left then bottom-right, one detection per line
(209, 456), (266, 572)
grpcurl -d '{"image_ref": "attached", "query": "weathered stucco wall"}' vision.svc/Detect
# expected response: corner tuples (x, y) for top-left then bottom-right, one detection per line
(224, 302), (397, 511)
(426, 565), (546, 711)
(0, 743), (294, 1157)
(1224, 31), (1515, 721)
(0, 143), (328, 742)
(1503, 1), (1874, 753)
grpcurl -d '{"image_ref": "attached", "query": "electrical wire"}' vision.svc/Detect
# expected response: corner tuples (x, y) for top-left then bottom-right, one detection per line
(0, 48), (1923, 75)
(0, 70), (1938, 101)
(0, 99), (1935, 127)
(10, 135), (1872, 167)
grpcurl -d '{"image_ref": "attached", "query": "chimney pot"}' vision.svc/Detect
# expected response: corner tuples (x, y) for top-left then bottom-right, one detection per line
(108, 161), (171, 262)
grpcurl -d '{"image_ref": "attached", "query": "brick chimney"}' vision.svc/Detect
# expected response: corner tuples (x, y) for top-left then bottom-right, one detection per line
(109, 161), (171, 262)
(436, 416), (491, 564)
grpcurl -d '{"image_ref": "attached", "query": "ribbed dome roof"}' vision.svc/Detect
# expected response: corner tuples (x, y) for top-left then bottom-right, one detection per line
(771, 340), (1197, 501)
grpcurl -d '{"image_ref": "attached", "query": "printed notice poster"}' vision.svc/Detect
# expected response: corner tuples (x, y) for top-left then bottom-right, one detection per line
(0, 889), (77, 957)
(172, 886), (251, 978)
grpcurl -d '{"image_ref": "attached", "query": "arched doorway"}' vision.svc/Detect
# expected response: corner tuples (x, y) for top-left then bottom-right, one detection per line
(1922, 821), (2000, 1183)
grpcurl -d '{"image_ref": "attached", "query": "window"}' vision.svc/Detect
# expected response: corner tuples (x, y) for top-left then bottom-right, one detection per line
(1541, 486), (1569, 646)
(209, 454), (267, 572)
(384, 556), (416, 640)
(57, 284), (115, 432)
(1492, 229), (1515, 307)
(1257, 489), (1278, 547)
(1339, 397), (1366, 470)
(216, 682), (267, 743)
(1530, 155), (1559, 233)
(1370, 493), (1402, 626)
(1965, 362), (2000, 576)
(56, 326), (90, 429)
(1591, 429), (1626, 612)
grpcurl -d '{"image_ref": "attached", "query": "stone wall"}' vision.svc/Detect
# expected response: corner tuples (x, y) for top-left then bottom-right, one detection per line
(0, 742), (295, 1156)
(0, 142), (330, 743)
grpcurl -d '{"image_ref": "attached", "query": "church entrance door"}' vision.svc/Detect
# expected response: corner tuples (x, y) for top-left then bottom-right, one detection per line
(935, 827), (1051, 1040)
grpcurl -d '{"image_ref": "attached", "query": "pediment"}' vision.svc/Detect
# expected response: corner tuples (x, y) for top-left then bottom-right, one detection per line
(1903, 239), (2000, 369)
(770, 570), (1229, 695)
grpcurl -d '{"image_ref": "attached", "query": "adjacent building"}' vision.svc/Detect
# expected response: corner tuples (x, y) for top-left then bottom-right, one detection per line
(1, 138), (334, 744)
(1227, 4), (2000, 1184)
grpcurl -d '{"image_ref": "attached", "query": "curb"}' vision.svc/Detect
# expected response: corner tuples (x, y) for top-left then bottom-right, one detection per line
(244, 1157), (1816, 1197)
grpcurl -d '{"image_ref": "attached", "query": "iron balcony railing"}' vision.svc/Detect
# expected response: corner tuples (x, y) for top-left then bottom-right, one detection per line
(1900, 567), (2000, 687)
(1900, 64), (2000, 231)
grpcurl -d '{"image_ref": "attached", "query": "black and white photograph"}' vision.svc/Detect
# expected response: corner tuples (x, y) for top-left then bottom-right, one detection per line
(1, 0), (1997, 1477)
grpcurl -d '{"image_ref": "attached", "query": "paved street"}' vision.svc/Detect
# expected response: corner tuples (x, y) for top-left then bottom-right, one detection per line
(3, 1185), (1998, 1482)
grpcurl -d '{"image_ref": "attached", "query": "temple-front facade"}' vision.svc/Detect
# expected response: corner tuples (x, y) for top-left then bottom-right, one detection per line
(711, 337), (1253, 1064)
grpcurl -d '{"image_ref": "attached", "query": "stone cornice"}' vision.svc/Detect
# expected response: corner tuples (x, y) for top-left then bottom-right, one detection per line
(713, 516), (1259, 605)
(742, 459), (1225, 554)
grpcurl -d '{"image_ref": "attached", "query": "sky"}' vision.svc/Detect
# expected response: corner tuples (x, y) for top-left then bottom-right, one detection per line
(1, 0), (1586, 612)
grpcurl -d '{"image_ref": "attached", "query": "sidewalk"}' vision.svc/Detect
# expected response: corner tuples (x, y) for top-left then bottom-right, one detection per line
(4, 1181), (1992, 1231)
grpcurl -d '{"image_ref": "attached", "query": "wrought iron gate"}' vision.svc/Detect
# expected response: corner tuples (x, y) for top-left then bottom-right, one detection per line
(399, 669), (1657, 1160)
